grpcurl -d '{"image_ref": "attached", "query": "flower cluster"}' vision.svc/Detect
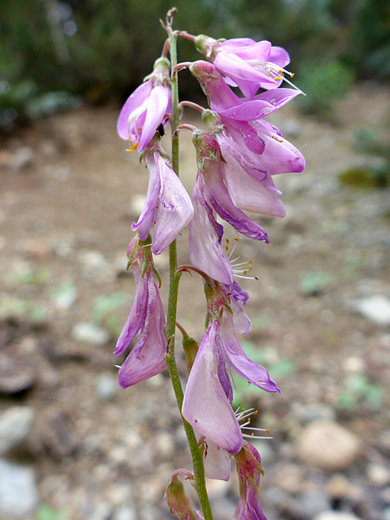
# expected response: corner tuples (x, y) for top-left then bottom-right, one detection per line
(115, 20), (305, 520)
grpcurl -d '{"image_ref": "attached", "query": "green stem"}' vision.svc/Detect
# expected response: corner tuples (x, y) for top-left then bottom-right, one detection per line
(164, 27), (214, 520)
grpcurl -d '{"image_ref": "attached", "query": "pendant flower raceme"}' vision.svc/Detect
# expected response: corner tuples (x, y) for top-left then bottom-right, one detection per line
(117, 57), (171, 152)
(132, 145), (194, 255)
(195, 34), (295, 99)
(114, 237), (167, 388)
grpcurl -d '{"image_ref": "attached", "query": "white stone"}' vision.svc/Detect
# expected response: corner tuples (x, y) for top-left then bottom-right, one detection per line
(71, 322), (110, 347)
(0, 407), (35, 455)
(315, 512), (361, 520)
(95, 374), (118, 401)
(11, 147), (35, 170)
(0, 459), (39, 517)
(347, 295), (390, 326)
(367, 463), (390, 486)
(297, 420), (361, 471)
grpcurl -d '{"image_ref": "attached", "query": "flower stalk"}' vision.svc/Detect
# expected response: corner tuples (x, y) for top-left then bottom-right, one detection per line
(164, 22), (214, 520)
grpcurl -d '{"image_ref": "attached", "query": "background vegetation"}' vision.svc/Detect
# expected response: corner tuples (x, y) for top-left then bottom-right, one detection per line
(1, 0), (389, 126)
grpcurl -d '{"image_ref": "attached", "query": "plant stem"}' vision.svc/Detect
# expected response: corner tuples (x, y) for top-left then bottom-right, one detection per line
(164, 26), (214, 520)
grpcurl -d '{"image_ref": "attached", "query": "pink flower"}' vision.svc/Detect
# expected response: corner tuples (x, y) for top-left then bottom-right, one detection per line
(195, 35), (294, 98)
(132, 146), (194, 255)
(114, 238), (167, 388)
(182, 310), (280, 455)
(117, 57), (171, 152)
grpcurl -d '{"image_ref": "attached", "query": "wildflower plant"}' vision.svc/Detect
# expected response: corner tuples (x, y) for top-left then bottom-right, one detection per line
(114, 8), (305, 519)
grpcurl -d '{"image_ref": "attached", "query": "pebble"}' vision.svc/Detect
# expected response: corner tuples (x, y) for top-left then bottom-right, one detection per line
(382, 507), (390, 520)
(72, 322), (110, 347)
(52, 283), (78, 310)
(95, 373), (118, 401)
(297, 420), (361, 471)
(90, 501), (114, 520)
(347, 295), (390, 326)
(298, 489), (330, 518)
(274, 464), (306, 494)
(0, 406), (35, 455)
(367, 463), (390, 486)
(326, 474), (353, 499)
(11, 146), (35, 170)
(314, 513), (362, 520)
(0, 459), (39, 517)
(112, 506), (137, 520)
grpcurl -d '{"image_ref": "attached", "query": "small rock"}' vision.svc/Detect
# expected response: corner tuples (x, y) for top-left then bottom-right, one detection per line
(326, 474), (353, 499)
(298, 489), (330, 518)
(128, 194), (147, 218)
(0, 351), (37, 394)
(90, 501), (114, 520)
(155, 432), (175, 458)
(315, 512), (362, 520)
(382, 506), (390, 520)
(78, 250), (109, 278)
(274, 464), (306, 494)
(11, 147), (35, 170)
(113, 506), (137, 520)
(343, 356), (365, 373)
(52, 283), (78, 310)
(0, 406), (35, 455)
(72, 322), (110, 347)
(95, 373), (118, 401)
(38, 408), (78, 459)
(297, 420), (361, 471)
(367, 463), (390, 486)
(0, 459), (39, 517)
(347, 295), (390, 326)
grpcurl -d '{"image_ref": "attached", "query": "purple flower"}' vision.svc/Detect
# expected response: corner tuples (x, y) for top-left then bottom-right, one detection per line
(192, 130), (284, 238)
(165, 469), (205, 520)
(191, 62), (305, 176)
(196, 35), (294, 98)
(114, 238), (167, 388)
(132, 146), (194, 255)
(189, 178), (234, 286)
(117, 57), (171, 152)
(182, 309), (280, 455)
(233, 443), (268, 520)
(190, 60), (299, 120)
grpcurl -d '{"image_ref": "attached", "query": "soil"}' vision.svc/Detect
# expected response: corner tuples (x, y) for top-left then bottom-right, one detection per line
(0, 82), (389, 520)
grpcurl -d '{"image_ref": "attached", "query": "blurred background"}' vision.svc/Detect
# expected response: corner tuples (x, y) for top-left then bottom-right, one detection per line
(0, 1), (389, 520)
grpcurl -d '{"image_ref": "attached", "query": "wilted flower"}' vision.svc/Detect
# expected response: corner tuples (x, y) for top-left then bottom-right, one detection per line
(132, 145), (194, 255)
(233, 442), (268, 520)
(166, 469), (205, 520)
(114, 237), (167, 388)
(182, 281), (280, 455)
(195, 34), (294, 98)
(117, 57), (171, 152)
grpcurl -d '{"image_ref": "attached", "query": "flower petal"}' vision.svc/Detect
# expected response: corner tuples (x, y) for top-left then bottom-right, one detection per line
(189, 181), (234, 286)
(151, 154), (194, 255)
(202, 438), (231, 481)
(118, 277), (167, 388)
(117, 81), (152, 140)
(221, 148), (286, 217)
(138, 85), (170, 151)
(221, 313), (280, 393)
(131, 155), (160, 240)
(182, 327), (242, 454)
(114, 263), (148, 356)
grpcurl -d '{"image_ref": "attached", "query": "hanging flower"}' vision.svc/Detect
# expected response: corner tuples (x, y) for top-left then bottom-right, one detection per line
(114, 237), (167, 388)
(195, 34), (295, 98)
(117, 57), (172, 152)
(182, 298), (280, 455)
(133, 145), (194, 255)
